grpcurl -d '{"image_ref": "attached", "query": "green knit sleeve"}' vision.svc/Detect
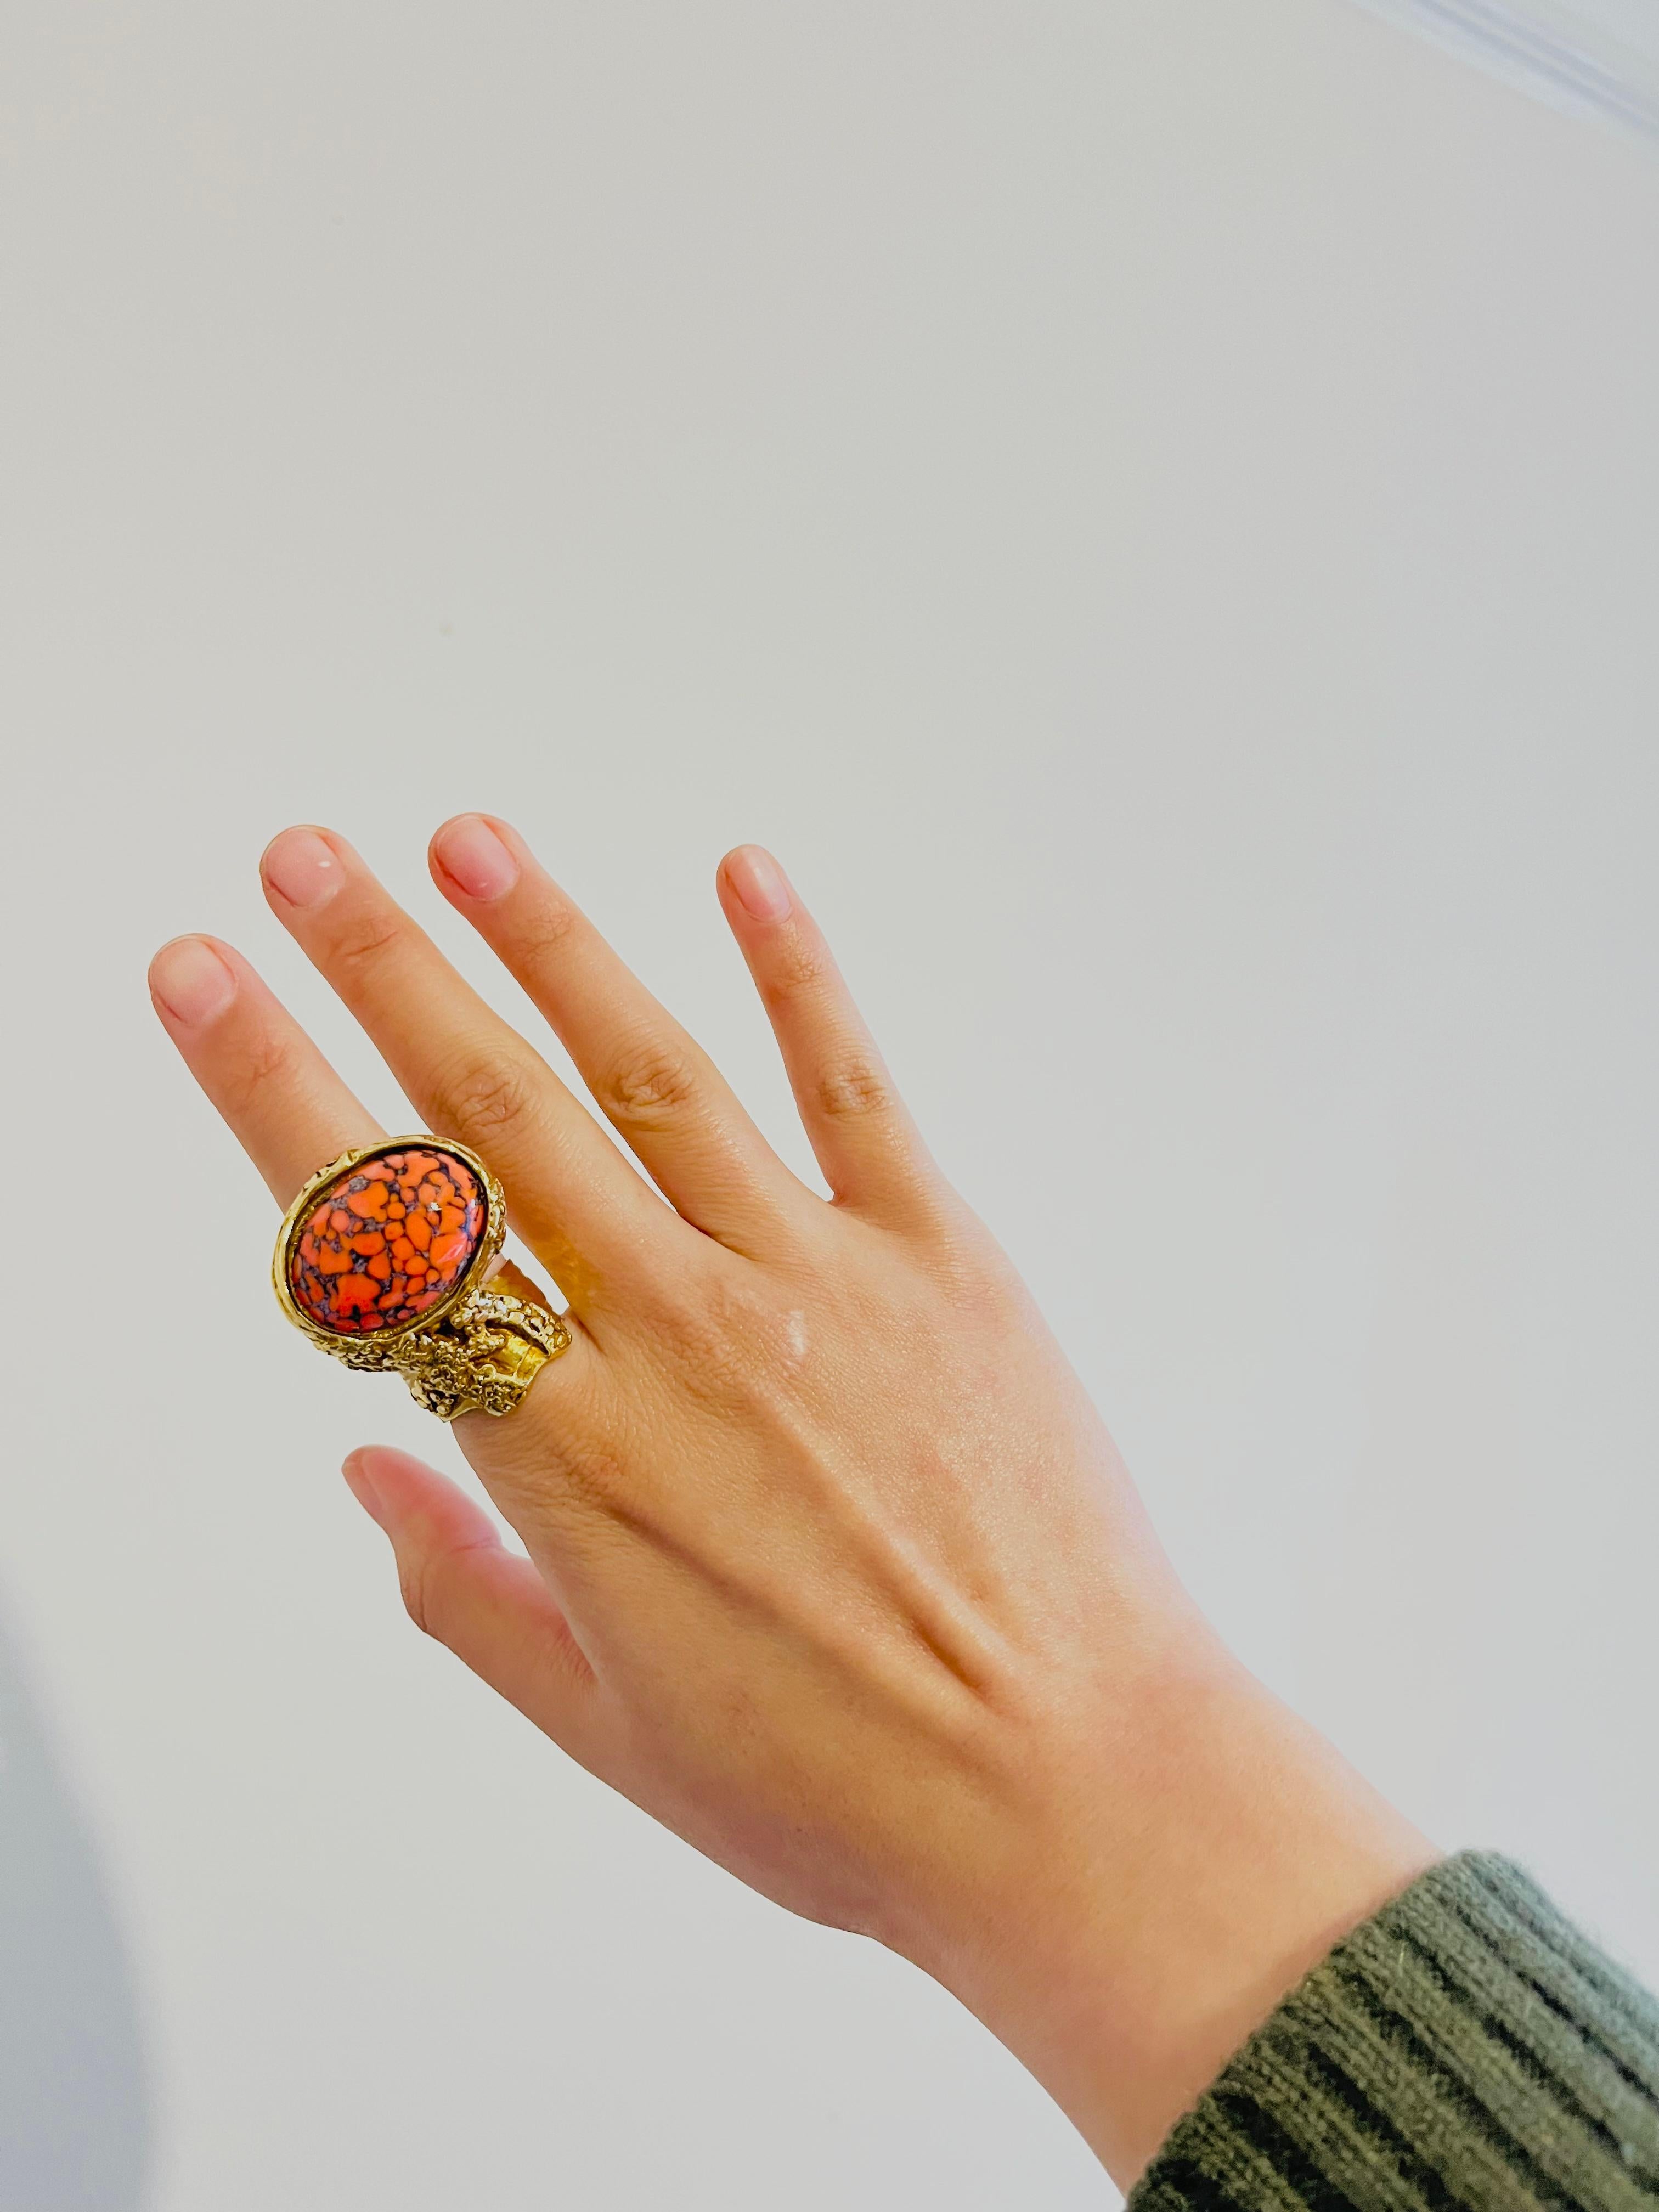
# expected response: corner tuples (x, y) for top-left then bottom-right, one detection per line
(1130, 1851), (1659, 2211)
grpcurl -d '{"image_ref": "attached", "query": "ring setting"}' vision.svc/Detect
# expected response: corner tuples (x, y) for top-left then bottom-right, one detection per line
(273, 1137), (569, 1419)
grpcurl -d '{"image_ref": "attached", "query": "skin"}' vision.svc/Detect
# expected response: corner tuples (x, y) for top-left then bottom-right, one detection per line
(148, 817), (1437, 2188)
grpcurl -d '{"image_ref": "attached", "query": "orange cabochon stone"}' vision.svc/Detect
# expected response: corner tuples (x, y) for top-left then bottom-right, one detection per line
(288, 1148), (487, 1335)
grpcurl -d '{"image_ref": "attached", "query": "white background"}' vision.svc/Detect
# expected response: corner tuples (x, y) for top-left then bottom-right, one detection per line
(2, 3), (1656, 2206)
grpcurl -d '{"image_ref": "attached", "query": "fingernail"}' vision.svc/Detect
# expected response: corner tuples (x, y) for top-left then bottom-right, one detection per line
(341, 1449), (389, 1530)
(263, 827), (343, 910)
(726, 845), (792, 922)
(149, 936), (236, 1026)
(434, 815), (519, 902)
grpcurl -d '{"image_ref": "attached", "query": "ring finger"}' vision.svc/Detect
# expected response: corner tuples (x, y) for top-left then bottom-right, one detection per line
(149, 933), (613, 1712)
(148, 925), (608, 1417)
(148, 934), (567, 1325)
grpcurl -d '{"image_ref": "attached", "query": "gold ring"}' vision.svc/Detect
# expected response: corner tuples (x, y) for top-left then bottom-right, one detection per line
(273, 1137), (571, 1420)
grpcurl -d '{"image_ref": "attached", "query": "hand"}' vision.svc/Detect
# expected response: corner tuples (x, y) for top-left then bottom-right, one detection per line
(149, 819), (1435, 2185)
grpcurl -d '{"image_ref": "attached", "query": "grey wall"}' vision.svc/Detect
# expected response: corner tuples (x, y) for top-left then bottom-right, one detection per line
(2, 3), (1656, 2206)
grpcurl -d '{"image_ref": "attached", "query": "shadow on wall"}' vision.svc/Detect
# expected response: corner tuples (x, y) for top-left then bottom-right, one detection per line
(0, 1597), (150, 2210)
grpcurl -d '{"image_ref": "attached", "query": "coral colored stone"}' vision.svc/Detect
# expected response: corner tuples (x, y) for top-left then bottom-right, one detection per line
(287, 1147), (486, 1334)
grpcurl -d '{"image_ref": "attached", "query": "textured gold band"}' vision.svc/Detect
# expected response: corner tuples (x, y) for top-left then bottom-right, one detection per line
(273, 1137), (572, 1420)
(325, 1282), (573, 1420)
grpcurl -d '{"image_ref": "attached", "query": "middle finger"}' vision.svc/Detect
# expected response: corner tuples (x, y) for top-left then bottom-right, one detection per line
(430, 813), (809, 1251)
(260, 825), (678, 1310)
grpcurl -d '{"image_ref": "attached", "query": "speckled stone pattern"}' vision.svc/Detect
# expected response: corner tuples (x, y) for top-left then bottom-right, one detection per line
(288, 1147), (486, 1334)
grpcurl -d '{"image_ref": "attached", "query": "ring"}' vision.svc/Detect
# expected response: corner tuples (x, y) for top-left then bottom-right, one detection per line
(272, 1137), (571, 1420)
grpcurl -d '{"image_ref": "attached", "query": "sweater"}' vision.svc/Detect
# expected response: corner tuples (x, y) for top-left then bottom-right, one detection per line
(1131, 1852), (1659, 2210)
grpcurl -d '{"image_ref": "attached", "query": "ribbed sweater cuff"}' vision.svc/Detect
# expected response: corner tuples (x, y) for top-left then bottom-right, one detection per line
(1130, 1850), (1659, 2210)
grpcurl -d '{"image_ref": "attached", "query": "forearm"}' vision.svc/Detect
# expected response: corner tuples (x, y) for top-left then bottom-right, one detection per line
(909, 1634), (1437, 2187)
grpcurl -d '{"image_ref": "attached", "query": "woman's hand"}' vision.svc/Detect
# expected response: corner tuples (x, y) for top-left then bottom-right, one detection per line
(149, 818), (1434, 2186)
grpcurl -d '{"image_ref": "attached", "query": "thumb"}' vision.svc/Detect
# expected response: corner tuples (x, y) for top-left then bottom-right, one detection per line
(342, 1446), (602, 1763)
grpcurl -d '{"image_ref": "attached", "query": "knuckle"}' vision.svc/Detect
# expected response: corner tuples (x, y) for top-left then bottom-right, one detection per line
(650, 1271), (783, 1410)
(398, 1536), (494, 1645)
(517, 901), (582, 968)
(763, 937), (827, 1007)
(229, 1032), (303, 1116)
(431, 1049), (542, 1150)
(816, 1059), (893, 1123)
(930, 1232), (1026, 1329)
(555, 1435), (637, 1523)
(326, 910), (405, 977)
(398, 1545), (447, 1641)
(599, 1040), (699, 1132)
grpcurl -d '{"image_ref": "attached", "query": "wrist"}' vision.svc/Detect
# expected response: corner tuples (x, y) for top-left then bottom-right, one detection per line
(916, 1635), (1438, 2186)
